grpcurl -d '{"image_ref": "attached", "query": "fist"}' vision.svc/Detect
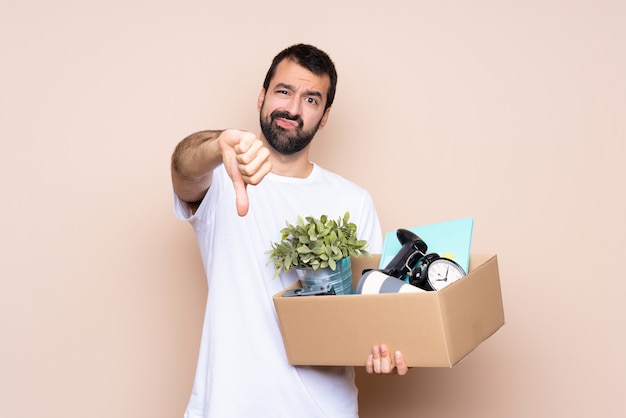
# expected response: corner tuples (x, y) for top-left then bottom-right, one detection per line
(218, 130), (272, 216)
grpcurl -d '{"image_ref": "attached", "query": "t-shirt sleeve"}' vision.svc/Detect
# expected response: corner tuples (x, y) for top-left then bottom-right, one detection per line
(173, 191), (194, 221)
(356, 191), (383, 254)
(172, 164), (224, 224)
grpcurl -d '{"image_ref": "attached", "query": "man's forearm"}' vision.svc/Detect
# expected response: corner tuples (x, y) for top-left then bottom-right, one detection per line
(171, 130), (224, 204)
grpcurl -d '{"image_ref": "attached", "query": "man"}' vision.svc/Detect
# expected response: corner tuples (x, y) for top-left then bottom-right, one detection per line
(171, 44), (407, 418)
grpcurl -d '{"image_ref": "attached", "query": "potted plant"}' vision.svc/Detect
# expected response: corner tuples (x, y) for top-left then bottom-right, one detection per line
(267, 212), (370, 294)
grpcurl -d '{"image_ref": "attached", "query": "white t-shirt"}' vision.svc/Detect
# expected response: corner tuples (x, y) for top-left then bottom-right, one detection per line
(175, 163), (383, 418)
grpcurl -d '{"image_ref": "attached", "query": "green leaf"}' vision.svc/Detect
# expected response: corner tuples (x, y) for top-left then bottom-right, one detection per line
(297, 245), (312, 254)
(328, 258), (336, 270)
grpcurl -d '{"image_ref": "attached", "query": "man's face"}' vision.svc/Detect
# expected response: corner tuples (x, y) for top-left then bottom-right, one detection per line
(258, 59), (331, 155)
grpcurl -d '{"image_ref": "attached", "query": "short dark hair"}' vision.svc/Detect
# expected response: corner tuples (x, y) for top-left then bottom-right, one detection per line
(262, 44), (338, 110)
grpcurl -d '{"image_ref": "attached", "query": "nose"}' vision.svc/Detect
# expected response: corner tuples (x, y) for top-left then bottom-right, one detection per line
(284, 95), (302, 117)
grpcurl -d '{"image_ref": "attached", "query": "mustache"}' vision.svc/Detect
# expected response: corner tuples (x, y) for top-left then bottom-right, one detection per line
(270, 110), (303, 128)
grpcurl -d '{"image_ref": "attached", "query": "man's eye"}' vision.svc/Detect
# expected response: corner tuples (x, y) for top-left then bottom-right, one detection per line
(305, 97), (318, 105)
(277, 90), (288, 95)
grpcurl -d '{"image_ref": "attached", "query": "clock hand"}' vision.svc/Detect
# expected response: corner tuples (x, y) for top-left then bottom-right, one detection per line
(435, 266), (449, 282)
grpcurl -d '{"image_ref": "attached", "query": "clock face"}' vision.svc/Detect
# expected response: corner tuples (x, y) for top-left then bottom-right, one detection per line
(427, 259), (465, 290)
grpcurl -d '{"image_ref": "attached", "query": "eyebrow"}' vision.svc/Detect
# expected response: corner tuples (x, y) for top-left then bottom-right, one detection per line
(275, 83), (323, 99)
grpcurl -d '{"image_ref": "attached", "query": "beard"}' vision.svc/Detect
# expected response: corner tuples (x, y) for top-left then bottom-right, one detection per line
(260, 108), (322, 155)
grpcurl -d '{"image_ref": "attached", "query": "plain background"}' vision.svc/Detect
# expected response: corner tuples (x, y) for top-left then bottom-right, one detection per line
(1, 1), (624, 417)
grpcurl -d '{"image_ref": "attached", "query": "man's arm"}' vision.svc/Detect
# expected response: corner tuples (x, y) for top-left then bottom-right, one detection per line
(171, 130), (224, 212)
(171, 129), (272, 216)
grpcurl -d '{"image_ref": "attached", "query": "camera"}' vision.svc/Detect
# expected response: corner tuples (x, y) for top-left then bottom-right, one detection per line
(379, 229), (428, 280)
(356, 229), (428, 294)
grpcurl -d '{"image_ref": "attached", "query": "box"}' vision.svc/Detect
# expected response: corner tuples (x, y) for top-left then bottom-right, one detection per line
(272, 253), (504, 367)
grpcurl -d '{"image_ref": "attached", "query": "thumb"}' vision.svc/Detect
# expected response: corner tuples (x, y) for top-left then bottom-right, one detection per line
(234, 178), (249, 217)
(230, 168), (249, 217)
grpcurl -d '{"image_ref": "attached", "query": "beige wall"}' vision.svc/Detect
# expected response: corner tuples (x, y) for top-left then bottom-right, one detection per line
(1, 1), (624, 417)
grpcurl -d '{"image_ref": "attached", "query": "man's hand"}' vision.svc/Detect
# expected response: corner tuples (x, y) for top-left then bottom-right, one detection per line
(365, 344), (409, 376)
(218, 129), (272, 216)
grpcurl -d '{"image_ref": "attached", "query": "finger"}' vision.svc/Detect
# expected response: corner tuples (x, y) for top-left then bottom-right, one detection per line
(395, 351), (409, 376)
(365, 354), (374, 374)
(240, 152), (272, 185)
(234, 131), (258, 156)
(379, 344), (395, 374)
(233, 179), (249, 217)
(371, 345), (381, 374)
(226, 157), (249, 216)
(234, 134), (271, 186)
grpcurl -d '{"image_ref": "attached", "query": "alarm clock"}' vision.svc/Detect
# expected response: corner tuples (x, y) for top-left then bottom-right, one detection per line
(410, 253), (466, 291)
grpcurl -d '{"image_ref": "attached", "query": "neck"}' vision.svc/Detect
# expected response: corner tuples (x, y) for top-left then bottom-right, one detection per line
(269, 150), (313, 178)
(262, 135), (314, 178)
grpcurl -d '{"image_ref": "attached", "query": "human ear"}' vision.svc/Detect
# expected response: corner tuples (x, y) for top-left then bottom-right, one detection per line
(319, 107), (331, 129)
(257, 88), (266, 111)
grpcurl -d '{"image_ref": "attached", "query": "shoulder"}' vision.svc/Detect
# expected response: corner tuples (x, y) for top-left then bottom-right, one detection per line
(312, 164), (368, 193)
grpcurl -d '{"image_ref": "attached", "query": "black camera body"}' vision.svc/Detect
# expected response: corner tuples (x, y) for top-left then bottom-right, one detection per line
(379, 229), (428, 280)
